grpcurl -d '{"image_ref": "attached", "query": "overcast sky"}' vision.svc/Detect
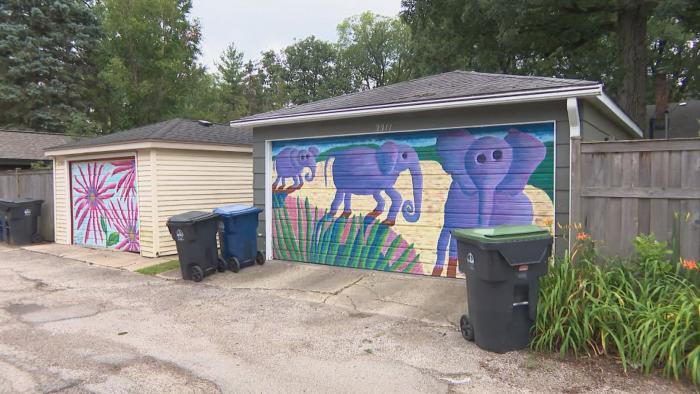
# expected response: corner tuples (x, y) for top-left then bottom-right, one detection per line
(190, 0), (402, 71)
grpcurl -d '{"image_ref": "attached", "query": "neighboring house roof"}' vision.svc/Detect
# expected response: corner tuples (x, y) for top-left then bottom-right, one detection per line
(230, 70), (642, 138)
(0, 129), (71, 162)
(646, 100), (700, 139)
(47, 118), (252, 153)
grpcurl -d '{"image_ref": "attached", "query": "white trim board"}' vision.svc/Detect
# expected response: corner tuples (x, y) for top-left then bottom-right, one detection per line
(46, 141), (252, 157)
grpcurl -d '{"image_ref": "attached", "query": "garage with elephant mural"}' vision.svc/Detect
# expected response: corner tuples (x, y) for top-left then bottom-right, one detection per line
(270, 122), (554, 278)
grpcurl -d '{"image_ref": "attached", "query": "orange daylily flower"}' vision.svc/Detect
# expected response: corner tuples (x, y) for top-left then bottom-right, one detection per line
(681, 258), (698, 270)
(576, 232), (591, 241)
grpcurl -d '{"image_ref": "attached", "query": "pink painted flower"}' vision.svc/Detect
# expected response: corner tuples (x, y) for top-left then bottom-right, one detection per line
(110, 198), (140, 252)
(111, 159), (136, 199)
(73, 163), (116, 243)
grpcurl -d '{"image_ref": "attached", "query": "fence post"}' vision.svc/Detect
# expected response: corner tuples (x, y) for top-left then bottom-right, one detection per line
(569, 137), (582, 251)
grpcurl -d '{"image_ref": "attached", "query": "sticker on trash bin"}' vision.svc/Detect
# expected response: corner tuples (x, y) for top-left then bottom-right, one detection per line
(24, 209), (31, 216)
(175, 229), (184, 241)
(466, 252), (475, 270)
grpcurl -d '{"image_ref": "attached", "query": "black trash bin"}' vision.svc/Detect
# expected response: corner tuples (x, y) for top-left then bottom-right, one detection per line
(0, 198), (43, 245)
(452, 225), (552, 353)
(166, 211), (224, 282)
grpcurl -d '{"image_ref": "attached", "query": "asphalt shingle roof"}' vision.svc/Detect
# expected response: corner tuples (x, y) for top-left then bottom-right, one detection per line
(49, 118), (252, 150)
(233, 70), (599, 123)
(0, 130), (71, 160)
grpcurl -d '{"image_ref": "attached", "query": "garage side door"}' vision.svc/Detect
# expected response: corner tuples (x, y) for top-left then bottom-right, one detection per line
(70, 158), (140, 252)
(270, 122), (554, 278)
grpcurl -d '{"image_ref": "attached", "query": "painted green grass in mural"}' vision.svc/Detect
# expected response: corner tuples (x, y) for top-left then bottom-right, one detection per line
(136, 259), (180, 275)
(273, 194), (419, 273)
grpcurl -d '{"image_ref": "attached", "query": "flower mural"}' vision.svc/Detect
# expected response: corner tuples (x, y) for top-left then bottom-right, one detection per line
(71, 159), (140, 253)
(72, 162), (116, 243)
(111, 159), (137, 199)
(110, 198), (140, 252)
(271, 123), (555, 278)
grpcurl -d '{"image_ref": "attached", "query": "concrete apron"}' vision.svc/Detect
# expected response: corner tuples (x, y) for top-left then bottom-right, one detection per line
(161, 260), (467, 328)
(20, 243), (172, 272)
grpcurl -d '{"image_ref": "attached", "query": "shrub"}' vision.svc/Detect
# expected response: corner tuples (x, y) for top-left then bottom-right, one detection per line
(532, 234), (700, 386)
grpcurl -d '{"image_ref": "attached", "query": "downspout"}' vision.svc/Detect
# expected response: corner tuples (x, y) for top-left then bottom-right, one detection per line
(567, 97), (581, 253)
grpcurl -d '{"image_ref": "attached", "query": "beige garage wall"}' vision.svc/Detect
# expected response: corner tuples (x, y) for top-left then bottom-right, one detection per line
(52, 146), (253, 258)
(152, 148), (253, 257)
(53, 155), (69, 244)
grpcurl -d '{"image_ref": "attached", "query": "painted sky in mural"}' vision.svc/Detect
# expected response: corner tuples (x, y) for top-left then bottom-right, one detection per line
(71, 159), (140, 252)
(271, 122), (554, 278)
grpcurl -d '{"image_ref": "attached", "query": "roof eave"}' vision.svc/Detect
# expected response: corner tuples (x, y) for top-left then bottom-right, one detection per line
(45, 139), (252, 157)
(588, 93), (644, 138)
(230, 85), (604, 128)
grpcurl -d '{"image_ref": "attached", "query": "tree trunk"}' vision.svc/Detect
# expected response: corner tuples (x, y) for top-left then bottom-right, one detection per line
(617, 1), (648, 133)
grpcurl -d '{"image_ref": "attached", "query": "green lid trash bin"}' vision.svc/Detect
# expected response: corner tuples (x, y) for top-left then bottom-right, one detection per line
(452, 225), (552, 353)
(0, 198), (43, 245)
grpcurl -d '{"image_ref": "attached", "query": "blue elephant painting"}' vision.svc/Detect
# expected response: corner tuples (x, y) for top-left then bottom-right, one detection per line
(270, 122), (554, 278)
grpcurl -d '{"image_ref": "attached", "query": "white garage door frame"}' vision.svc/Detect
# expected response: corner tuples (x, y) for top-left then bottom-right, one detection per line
(66, 151), (139, 251)
(263, 120), (557, 263)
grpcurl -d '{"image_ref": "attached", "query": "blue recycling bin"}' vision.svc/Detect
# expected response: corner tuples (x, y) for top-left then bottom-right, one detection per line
(214, 204), (264, 272)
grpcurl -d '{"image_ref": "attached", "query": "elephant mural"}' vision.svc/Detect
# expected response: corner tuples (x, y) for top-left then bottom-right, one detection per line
(270, 122), (553, 278)
(433, 128), (546, 277)
(272, 146), (320, 192)
(323, 141), (423, 226)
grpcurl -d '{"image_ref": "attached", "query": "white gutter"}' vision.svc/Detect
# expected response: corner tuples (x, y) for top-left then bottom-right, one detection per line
(231, 85), (604, 128)
(566, 98), (581, 138)
(45, 140), (252, 157)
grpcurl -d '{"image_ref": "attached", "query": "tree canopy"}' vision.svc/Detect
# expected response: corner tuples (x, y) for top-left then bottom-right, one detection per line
(1, 0), (697, 135)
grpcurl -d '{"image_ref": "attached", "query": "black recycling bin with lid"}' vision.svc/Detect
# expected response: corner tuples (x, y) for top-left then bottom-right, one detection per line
(213, 204), (264, 273)
(452, 225), (552, 353)
(166, 211), (224, 282)
(0, 198), (43, 245)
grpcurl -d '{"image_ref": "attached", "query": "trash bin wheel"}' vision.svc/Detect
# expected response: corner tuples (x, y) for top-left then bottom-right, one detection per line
(217, 256), (227, 272)
(460, 314), (474, 341)
(31, 233), (43, 243)
(189, 265), (204, 282)
(228, 257), (241, 273)
(256, 251), (265, 265)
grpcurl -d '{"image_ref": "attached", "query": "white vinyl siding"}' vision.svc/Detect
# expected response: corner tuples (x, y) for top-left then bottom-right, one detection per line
(153, 149), (253, 256)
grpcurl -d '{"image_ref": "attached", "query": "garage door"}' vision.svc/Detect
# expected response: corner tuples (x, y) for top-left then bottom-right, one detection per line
(270, 122), (554, 278)
(70, 158), (139, 252)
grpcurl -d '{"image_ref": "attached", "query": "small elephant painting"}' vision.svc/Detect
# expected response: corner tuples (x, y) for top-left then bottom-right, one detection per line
(271, 122), (554, 278)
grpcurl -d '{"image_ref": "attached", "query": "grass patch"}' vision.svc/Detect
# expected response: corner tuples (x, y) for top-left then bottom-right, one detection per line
(136, 260), (180, 276)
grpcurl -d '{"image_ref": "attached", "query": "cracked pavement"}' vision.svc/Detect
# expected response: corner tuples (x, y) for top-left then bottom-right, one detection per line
(0, 246), (694, 393)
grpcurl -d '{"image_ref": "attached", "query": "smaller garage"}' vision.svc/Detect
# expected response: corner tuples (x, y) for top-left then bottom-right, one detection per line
(45, 118), (252, 258)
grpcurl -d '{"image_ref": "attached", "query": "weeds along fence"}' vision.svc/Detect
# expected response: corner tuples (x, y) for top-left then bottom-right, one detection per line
(0, 169), (54, 241)
(570, 138), (700, 259)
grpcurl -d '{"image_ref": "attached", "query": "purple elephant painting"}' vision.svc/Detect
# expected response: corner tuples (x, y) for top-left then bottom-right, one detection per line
(323, 141), (423, 226)
(270, 122), (554, 278)
(273, 146), (320, 192)
(432, 128), (546, 277)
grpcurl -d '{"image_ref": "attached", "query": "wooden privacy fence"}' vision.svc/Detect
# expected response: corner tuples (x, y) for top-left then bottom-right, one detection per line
(570, 138), (700, 260)
(0, 169), (54, 241)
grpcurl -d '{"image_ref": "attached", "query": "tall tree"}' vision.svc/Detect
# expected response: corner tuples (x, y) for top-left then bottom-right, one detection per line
(337, 12), (414, 89)
(282, 36), (353, 105)
(401, 0), (700, 130)
(0, 0), (101, 132)
(216, 43), (248, 120)
(94, 0), (201, 131)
